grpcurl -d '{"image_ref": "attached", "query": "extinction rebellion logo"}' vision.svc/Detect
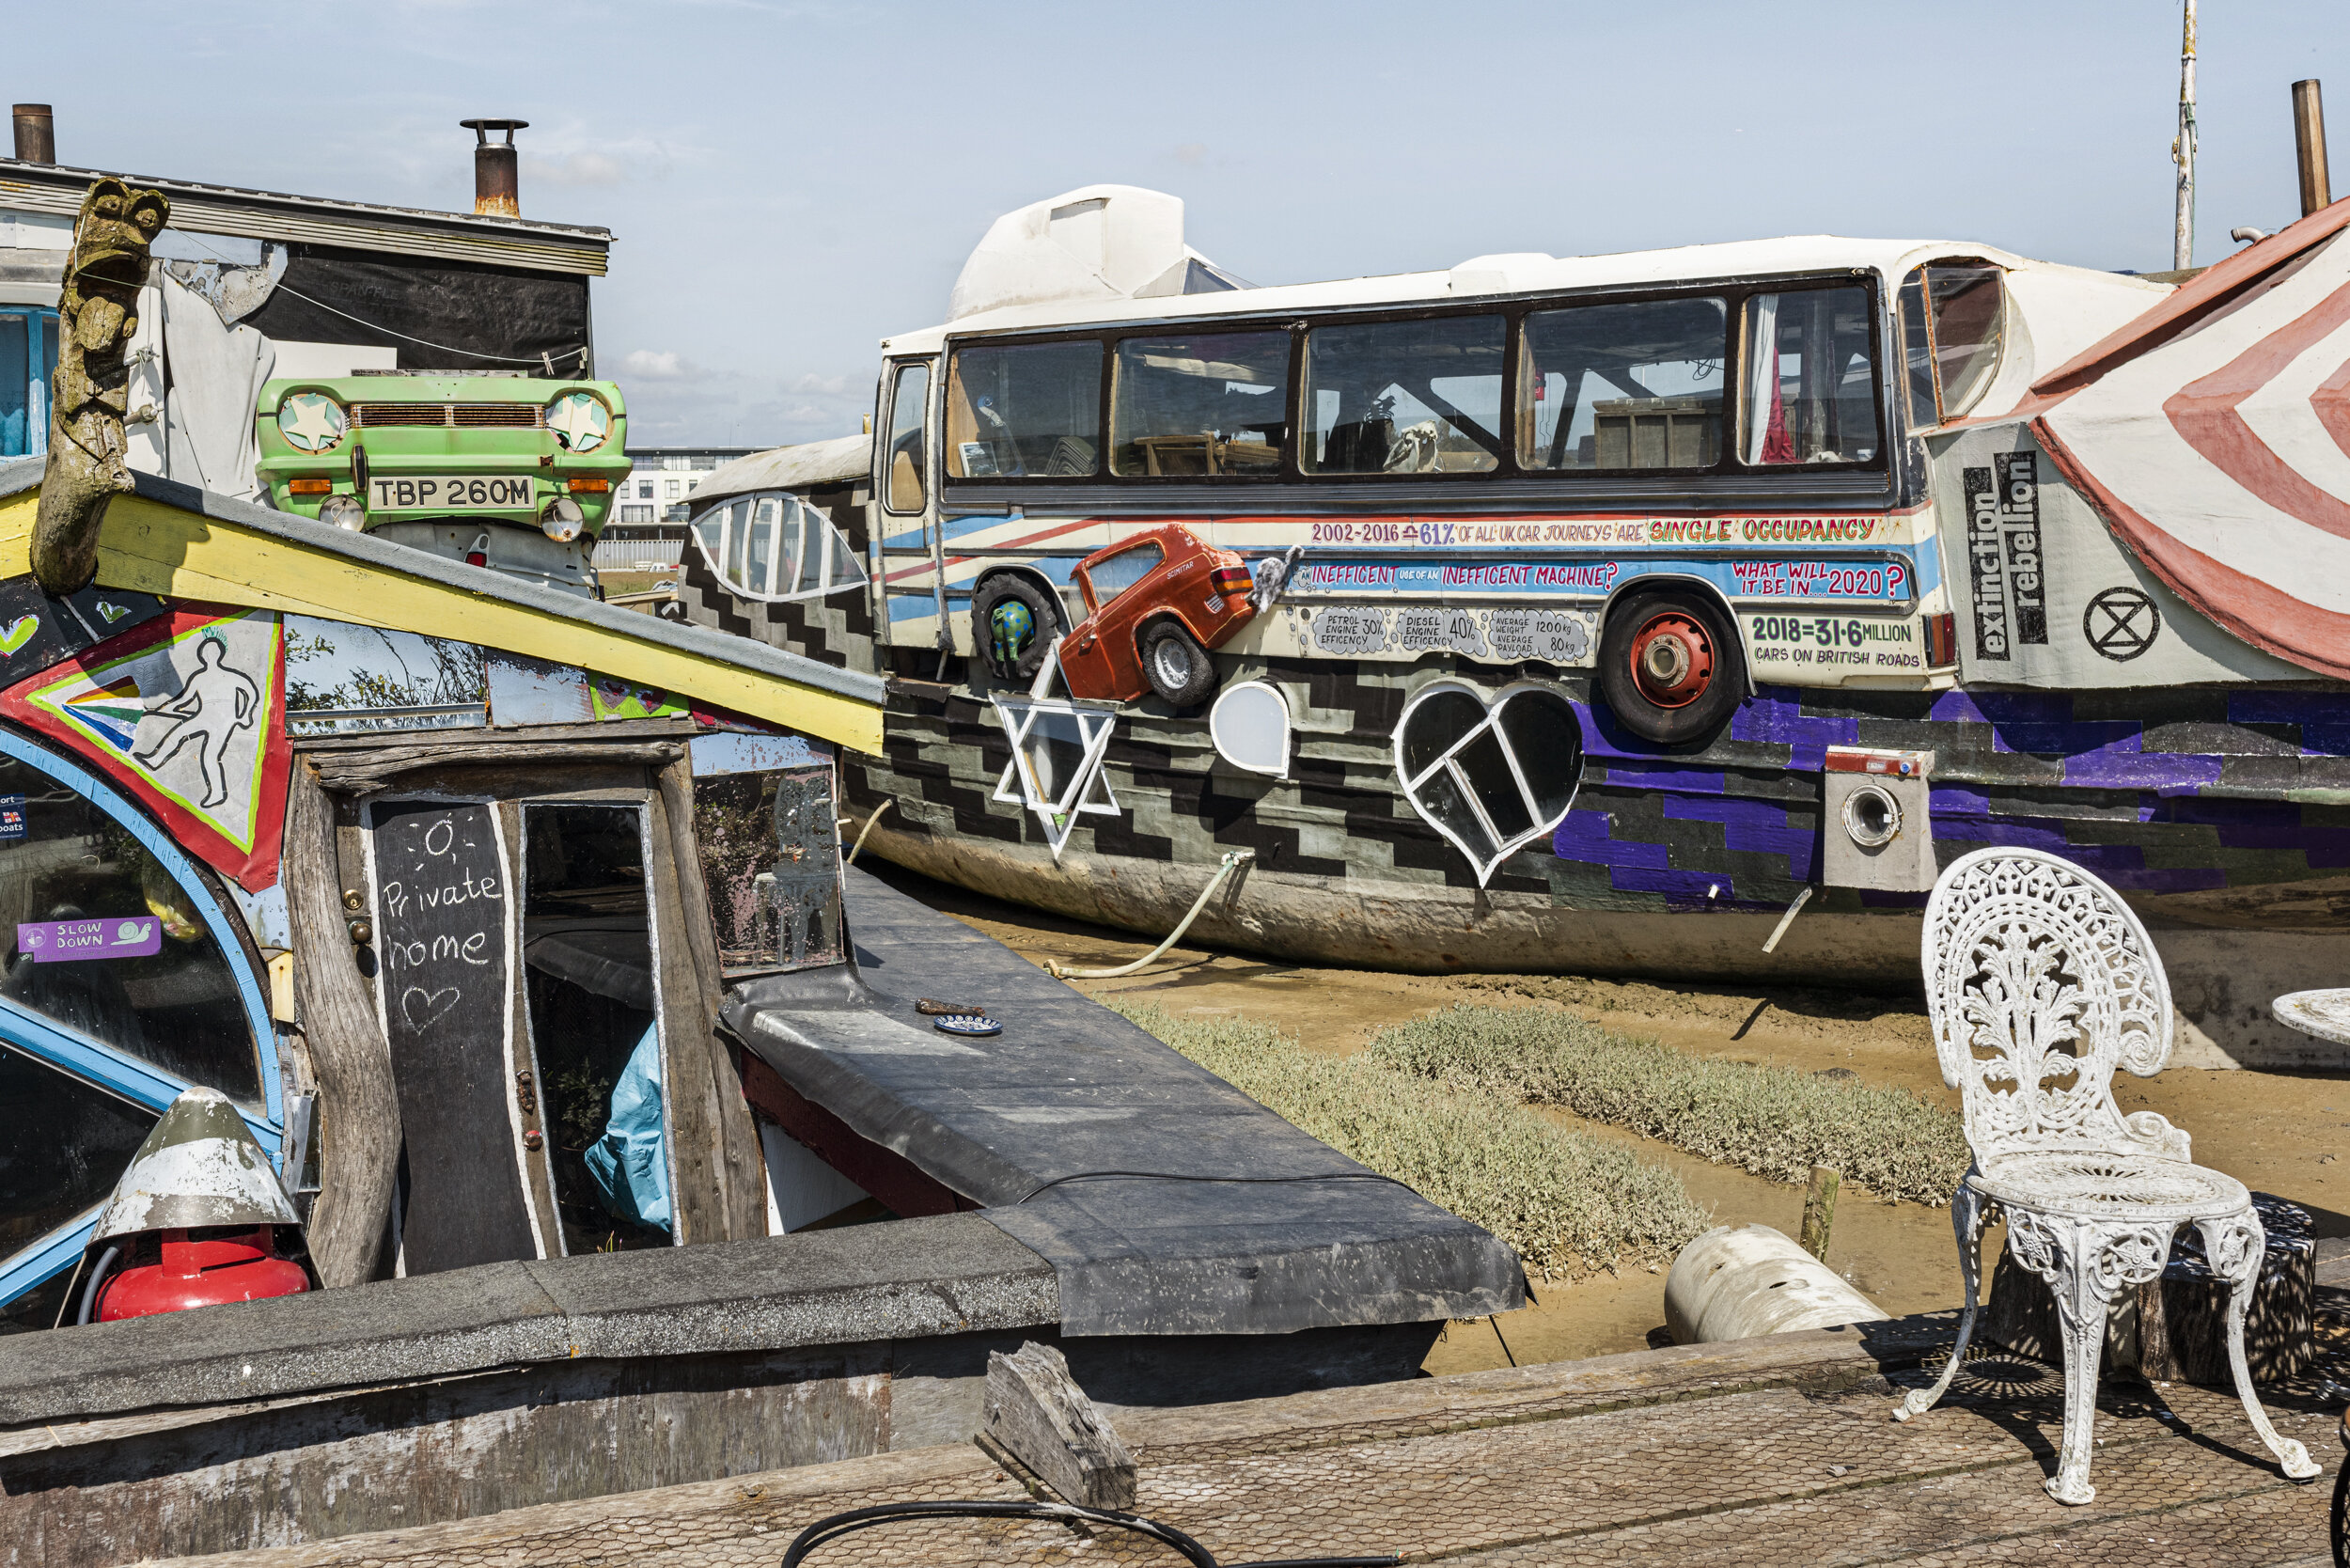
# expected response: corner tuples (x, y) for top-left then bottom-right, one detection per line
(1962, 451), (2048, 661)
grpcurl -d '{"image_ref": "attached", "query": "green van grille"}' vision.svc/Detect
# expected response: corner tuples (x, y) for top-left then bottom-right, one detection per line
(350, 403), (547, 430)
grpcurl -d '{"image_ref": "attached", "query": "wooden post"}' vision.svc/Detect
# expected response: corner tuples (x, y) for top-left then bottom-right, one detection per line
(284, 760), (401, 1286)
(656, 756), (769, 1241)
(982, 1341), (1136, 1511)
(1799, 1166), (1841, 1262)
(2295, 79), (2332, 217)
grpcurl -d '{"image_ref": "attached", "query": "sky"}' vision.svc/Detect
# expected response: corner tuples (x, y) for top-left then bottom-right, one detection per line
(8, 1), (2345, 448)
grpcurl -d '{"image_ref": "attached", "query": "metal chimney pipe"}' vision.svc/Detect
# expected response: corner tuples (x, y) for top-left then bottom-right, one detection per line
(2295, 80), (2332, 216)
(11, 105), (54, 165)
(459, 118), (528, 218)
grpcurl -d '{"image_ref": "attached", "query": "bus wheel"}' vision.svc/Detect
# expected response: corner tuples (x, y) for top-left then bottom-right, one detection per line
(1140, 620), (1217, 710)
(971, 574), (1062, 683)
(1598, 590), (1744, 745)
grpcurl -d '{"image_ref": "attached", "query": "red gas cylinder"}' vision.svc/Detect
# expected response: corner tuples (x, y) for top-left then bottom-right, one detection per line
(94, 1226), (310, 1321)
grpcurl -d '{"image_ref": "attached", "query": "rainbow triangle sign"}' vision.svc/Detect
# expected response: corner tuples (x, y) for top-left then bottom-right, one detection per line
(24, 610), (283, 853)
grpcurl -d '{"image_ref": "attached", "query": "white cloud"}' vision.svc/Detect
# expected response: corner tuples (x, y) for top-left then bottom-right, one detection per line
(521, 150), (629, 187)
(621, 349), (700, 380)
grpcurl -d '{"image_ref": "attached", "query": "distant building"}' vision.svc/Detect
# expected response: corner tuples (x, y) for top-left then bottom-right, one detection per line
(598, 447), (760, 572)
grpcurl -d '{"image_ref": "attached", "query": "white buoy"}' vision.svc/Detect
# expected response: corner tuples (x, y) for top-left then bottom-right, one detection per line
(1664, 1223), (1889, 1344)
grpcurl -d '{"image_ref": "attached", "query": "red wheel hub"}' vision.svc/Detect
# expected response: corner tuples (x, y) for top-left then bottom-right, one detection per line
(1627, 612), (1715, 709)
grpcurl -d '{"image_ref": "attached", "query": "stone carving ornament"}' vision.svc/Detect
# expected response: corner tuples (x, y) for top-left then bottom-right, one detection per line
(1892, 847), (2319, 1504)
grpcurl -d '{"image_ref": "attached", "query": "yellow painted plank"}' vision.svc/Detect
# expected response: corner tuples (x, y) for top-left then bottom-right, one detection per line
(0, 487), (883, 752)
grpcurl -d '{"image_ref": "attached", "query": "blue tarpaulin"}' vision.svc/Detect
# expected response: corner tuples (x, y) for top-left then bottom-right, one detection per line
(583, 1023), (671, 1232)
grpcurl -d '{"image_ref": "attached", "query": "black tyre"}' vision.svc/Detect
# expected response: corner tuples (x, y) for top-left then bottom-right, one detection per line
(1138, 619), (1217, 709)
(1596, 589), (1744, 745)
(970, 573), (1063, 683)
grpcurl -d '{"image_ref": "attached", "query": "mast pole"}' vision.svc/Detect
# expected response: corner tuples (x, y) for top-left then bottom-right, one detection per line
(2174, 0), (2199, 271)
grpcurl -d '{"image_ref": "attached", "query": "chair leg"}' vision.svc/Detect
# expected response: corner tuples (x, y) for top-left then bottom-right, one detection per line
(1894, 1183), (1988, 1422)
(2006, 1214), (2173, 1505)
(2198, 1212), (2322, 1482)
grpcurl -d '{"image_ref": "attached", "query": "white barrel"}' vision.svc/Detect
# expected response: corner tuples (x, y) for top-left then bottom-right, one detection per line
(1664, 1223), (1890, 1344)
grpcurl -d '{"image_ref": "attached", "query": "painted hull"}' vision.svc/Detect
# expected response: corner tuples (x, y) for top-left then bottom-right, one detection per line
(843, 657), (2350, 1067)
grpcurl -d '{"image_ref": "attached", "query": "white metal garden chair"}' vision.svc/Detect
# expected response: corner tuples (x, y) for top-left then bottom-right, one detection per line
(1892, 846), (2319, 1504)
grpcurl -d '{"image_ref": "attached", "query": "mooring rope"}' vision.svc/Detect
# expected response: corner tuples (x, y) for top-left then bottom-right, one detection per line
(1045, 850), (1254, 981)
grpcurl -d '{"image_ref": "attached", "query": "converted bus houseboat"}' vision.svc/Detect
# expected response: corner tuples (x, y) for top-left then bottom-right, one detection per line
(676, 186), (2350, 1065)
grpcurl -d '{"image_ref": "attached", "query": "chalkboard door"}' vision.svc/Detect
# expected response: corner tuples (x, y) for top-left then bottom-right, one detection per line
(368, 796), (539, 1274)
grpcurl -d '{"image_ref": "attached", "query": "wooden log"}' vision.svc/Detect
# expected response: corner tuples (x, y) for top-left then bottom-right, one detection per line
(656, 756), (768, 1242)
(284, 759), (401, 1287)
(982, 1341), (1136, 1511)
(1799, 1167), (1840, 1262)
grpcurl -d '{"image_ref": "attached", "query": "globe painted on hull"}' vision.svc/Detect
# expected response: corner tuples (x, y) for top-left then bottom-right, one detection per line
(990, 600), (1036, 666)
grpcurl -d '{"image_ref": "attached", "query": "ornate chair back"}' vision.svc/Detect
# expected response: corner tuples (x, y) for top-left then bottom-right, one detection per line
(1921, 847), (2178, 1170)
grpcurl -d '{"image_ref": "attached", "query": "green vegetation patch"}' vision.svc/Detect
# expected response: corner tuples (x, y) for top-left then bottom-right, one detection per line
(1110, 1001), (1711, 1279)
(1365, 1004), (1968, 1206)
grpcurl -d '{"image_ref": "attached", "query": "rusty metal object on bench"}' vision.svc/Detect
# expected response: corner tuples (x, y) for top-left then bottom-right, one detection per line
(982, 1341), (1136, 1511)
(1982, 1191), (2314, 1385)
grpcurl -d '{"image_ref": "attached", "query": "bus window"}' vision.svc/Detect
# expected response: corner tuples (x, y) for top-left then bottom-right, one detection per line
(946, 340), (1103, 478)
(1738, 288), (1881, 466)
(1518, 298), (1727, 471)
(884, 363), (930, 513)
(1301, 317), (1505, 476)
(1899, 265), (2006, 428)
(1110, 331), (1289, 476)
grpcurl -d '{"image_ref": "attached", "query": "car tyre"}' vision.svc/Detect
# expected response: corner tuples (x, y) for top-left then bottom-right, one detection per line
(1597, 589), (1745, 745)
(1139, 619), (1217, 709)
(970, 573), (1064, 684)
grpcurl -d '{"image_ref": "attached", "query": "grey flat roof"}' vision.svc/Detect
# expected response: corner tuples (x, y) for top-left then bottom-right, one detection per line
(0, 157), (611, 277)
(724, 869), (1525, 1337)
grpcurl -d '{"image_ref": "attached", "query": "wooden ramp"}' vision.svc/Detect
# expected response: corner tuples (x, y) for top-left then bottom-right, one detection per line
(175, 1309), (2342, 1568)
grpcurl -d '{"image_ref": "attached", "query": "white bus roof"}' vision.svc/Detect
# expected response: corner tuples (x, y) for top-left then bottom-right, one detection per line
(880, 233), (2168, 355)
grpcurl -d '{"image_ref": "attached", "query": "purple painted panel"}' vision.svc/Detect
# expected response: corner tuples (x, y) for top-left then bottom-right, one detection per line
(2060, 751), (2225, 791)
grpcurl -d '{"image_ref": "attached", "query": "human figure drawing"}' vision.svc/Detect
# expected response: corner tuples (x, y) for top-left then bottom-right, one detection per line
(133, 636), (258, 809)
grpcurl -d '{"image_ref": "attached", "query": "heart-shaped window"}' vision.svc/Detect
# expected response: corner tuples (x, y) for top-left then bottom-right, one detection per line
(1393, 681), (1584, 885)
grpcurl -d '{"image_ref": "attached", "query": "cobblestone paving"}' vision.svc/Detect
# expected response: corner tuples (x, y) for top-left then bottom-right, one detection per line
(202, 1348), (2343, 1567)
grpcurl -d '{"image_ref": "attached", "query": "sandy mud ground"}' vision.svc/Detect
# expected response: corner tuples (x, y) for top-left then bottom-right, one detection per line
(860, 859), (2350, 1375)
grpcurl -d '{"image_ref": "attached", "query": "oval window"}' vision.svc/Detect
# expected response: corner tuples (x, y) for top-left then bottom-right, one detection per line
(687, 491), (870, 604)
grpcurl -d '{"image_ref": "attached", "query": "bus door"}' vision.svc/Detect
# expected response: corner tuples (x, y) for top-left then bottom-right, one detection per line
(872, 359), (942, 666)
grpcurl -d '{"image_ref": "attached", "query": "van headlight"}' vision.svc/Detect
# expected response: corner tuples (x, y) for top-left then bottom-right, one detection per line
(546, 391), (609, 452)
(541, 495), (586, 542)
(318, 494), (366, 530)
(277, 391), (346, 453)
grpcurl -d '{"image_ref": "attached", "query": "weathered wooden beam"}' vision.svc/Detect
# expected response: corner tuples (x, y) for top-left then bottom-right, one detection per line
(982, 1341), (1136, 1511)
(313, 742), (682, 794)
(284, 759), (400, 1287)
(657, 755), (768, 1241)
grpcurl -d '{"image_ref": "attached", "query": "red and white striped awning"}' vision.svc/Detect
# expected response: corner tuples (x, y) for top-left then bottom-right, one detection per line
(2025, 198), (2350, 680)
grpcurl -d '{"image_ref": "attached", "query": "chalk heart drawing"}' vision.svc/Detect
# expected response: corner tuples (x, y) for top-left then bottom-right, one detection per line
(0, 617), (38, 656)
(1392, 682), (1583, 886)
(95, 602), (131, 625)
(400, 985), (462, 1031)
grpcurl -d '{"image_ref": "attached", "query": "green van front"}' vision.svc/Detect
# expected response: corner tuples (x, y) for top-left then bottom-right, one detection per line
(253, 374), (633, 541)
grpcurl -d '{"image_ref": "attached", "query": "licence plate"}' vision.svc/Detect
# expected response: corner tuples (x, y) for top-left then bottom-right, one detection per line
(366, 475), (536, 512)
